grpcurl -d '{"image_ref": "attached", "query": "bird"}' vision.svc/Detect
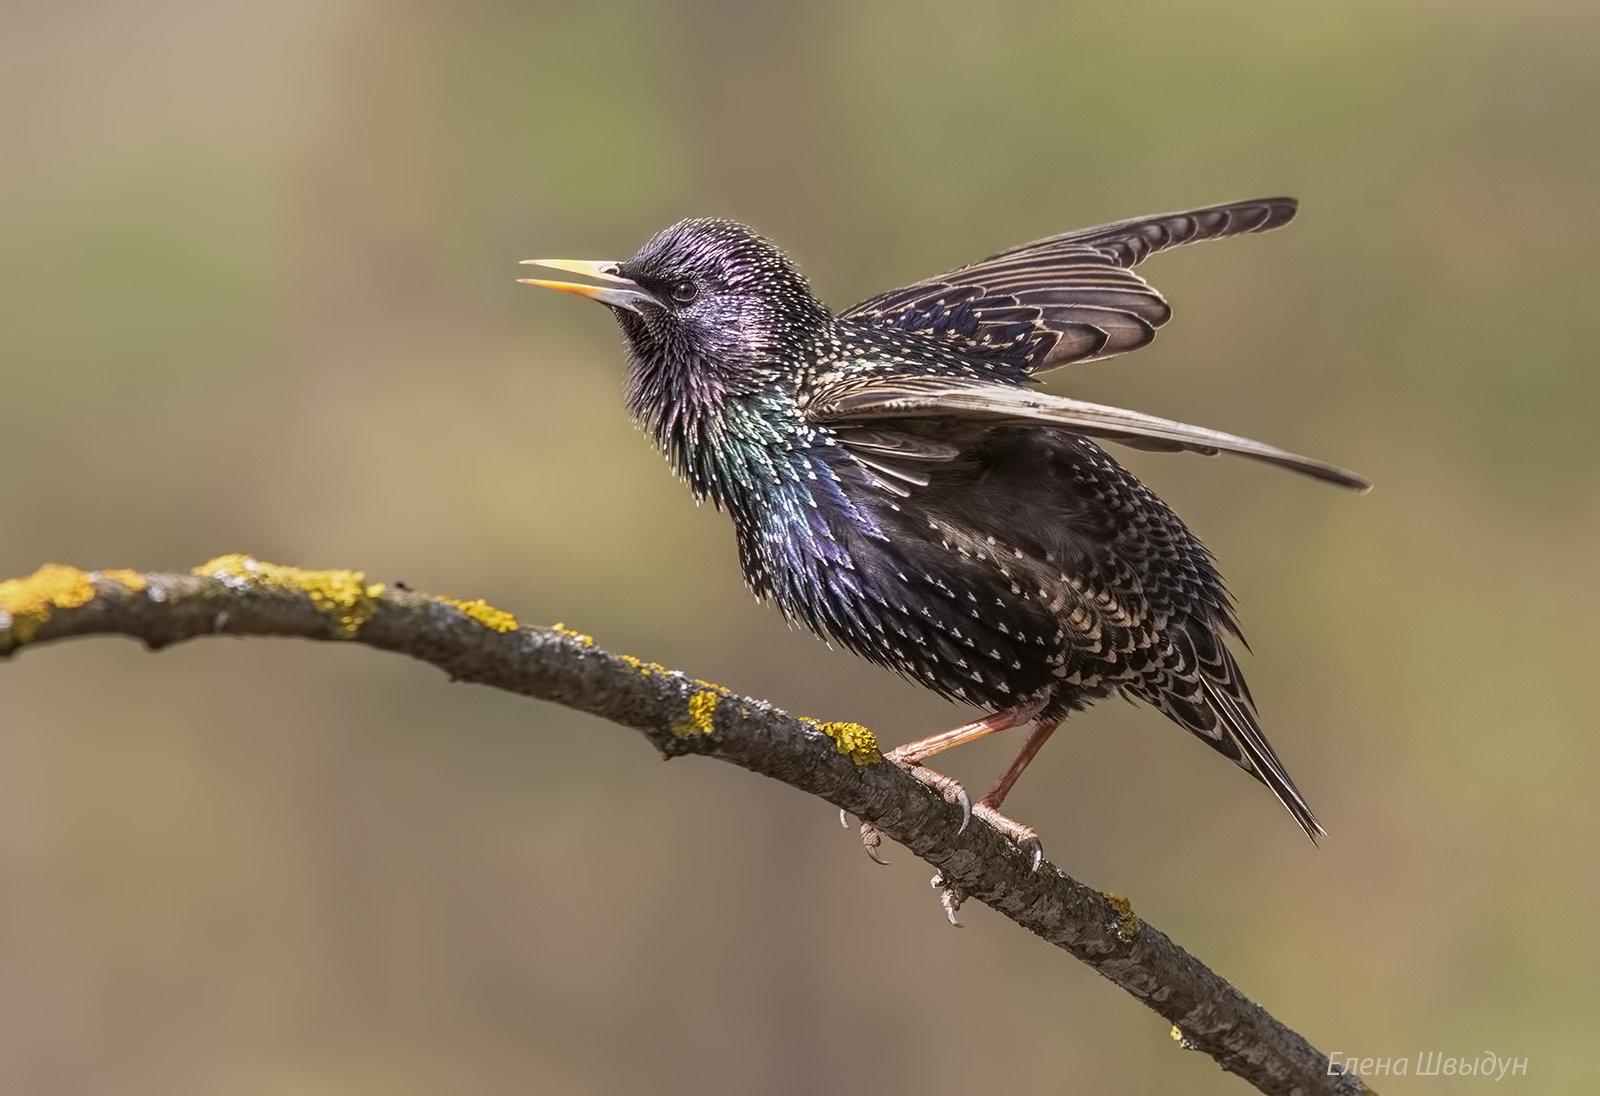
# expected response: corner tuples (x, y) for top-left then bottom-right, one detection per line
(520, 197), (1367, 869)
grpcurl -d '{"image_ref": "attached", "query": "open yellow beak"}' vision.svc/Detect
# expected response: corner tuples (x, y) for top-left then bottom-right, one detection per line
(518, 259), (655, 312)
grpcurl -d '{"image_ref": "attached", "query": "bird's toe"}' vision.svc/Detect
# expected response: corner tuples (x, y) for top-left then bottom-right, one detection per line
(930, 871), (967, 928)
(857, 821), (889, 865)
(972, 801), (1046, 871)
(884, 755), (972, 832)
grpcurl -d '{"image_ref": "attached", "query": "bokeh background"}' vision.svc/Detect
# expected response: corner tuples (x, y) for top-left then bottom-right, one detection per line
(4, 1), (1596, 1092)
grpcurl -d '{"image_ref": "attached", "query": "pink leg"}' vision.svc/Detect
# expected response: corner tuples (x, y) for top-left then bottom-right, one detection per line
(971, 715), (1063, 871)
(852, 697), (1046, 864)
(888, 697), (1047, 764)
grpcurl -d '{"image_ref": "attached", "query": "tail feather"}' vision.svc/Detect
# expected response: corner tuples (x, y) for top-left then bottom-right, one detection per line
(1200, 676), (1325, 841)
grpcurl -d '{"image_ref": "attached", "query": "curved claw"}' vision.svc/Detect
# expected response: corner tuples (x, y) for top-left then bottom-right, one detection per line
(888, 760), (972, 832)
(1004, 824), (1044, 872)
(972, 801), (1045, 871)
(954, 785), (972, 833)
(842, 755), (975, 867)
(930, 871), (966, 928)
(859, 822), (888, 865)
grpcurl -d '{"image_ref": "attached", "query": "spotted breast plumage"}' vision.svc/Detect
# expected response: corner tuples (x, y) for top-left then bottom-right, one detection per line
(521, 197), (1367, 866)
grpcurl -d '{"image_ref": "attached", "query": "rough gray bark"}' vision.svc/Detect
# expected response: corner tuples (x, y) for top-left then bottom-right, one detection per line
(0, 558), (1369, 1096)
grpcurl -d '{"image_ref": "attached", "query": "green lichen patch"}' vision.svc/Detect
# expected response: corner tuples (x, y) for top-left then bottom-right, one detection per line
(0, 564), (97, 646)
(799, 717), (880, 766)
(192, 554), (382, 639)
(1102, 891), (1141, 942)
(441, 596), (519, 633)
(672, 689), (720, 736)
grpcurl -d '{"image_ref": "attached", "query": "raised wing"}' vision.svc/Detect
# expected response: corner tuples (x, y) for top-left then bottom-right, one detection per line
(839, 197), (1298, 374)
(805, 374), (1370, 491)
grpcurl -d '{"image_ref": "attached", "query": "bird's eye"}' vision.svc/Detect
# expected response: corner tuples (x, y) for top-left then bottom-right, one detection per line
(669, 279), (699, 304)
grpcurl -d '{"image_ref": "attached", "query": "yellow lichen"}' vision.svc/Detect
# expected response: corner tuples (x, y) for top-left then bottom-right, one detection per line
(589, 641), (735, 736)
(0, 564), (97, 645)
(672, 689), (720, 736)
(617, 652), (675, 677)
(551, 622), (595, 648)
(441, 596), (519, 633)
(191, 554), (382, 639)
(1170, 1024), (1194, 1050)
(97, 569), (148, 593)
(800, 717), (880, 766)
(1103, 891), (1140, 941)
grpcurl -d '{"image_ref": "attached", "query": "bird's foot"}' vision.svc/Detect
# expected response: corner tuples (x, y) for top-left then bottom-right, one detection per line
(840, 753), (971, 866)
(838, 809), (890, 866)
(858, 821), (887, 865)
(882, 748), (972, 831)
(930, 871), (967, 928)
(972, 800), (1045, 872)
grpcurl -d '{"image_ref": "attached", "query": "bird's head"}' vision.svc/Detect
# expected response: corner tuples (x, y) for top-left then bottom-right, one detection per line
(521, 218), (831, 406)
(521, 219), (834, 503)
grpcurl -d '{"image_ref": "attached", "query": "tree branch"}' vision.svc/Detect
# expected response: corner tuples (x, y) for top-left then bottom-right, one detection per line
(0, 556), (1367, 1096)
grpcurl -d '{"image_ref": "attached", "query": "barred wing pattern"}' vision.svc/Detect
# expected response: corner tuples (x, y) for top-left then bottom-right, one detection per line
(804, 374), (1345, 840)
(805, 375), (1371, 491)
(840, 197), (1299, 373)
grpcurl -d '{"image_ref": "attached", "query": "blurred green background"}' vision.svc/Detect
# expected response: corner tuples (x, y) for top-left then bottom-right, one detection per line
(4, 1), (1596, 1092)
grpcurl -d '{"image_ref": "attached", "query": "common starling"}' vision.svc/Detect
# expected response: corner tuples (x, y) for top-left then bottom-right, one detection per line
(521, 197), (1367, 867)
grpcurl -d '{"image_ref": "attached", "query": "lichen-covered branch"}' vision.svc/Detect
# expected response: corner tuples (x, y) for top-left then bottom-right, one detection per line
(0, 557), (1367, 1096)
